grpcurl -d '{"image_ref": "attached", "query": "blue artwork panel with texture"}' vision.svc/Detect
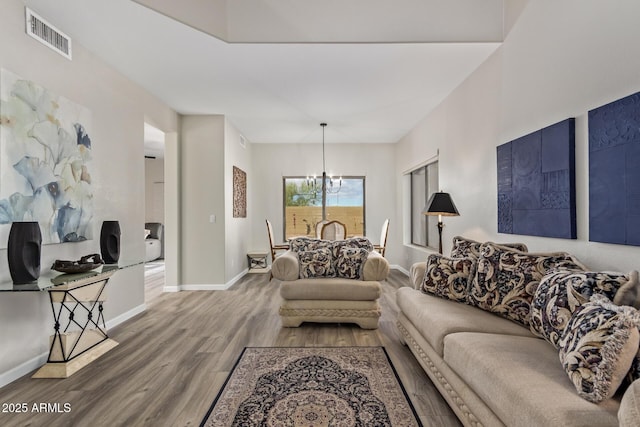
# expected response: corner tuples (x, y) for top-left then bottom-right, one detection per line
(589, 91), (640, 246)
(497, 118), (576, 239)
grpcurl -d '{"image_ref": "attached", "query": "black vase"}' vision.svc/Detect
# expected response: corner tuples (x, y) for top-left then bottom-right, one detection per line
(8, 221), (42, 284)
(100, 221), (121, 264)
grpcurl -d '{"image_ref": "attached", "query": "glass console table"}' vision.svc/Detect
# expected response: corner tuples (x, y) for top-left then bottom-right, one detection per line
(0, 261), (142, 378)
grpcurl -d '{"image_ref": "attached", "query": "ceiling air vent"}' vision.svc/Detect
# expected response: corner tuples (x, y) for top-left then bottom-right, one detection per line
(25, 8), (72, 60)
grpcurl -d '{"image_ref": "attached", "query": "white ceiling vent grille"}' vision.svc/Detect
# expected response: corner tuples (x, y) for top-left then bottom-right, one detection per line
(25, 8), (72, 60)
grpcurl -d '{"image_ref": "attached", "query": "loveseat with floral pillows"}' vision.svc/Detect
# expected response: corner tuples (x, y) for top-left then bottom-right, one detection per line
(272, 237), (390, 329)
(397, 236), (640, 426)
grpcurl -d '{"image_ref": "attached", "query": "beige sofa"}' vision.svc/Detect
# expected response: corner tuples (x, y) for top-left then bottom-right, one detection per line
(272, 237), (390, 329)
(397, 240), (640, 427)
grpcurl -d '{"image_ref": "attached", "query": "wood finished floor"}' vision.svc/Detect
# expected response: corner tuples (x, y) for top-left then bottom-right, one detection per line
(0, 270), (461, 427)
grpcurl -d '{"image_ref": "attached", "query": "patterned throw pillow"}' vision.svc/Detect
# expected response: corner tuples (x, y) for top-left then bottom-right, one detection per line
(450, 236), (528, 259)
(289, 237), (328, 253)
(468, 242), (587, 326)
(330, 237), (373, 260)
(421, 254), (475, 303)
(559, 295), (640, 403)
(298, 248), (335, 278)
(530, 270), (640, 348)
(334, 247), (369, 280)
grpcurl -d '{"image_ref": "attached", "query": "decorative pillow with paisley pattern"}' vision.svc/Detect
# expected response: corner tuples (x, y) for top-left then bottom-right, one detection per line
(330, 237), (373, 260)
(420, 254), (475, 303)
(334, 247), (369, 280)
(298, 248), (335, 278)
(530, 270), (640, 348)
(559, 294), (640, 403)
(289, 237), (330, 253)
(468, 242), (587, 326)
(450, 236), (528, 259)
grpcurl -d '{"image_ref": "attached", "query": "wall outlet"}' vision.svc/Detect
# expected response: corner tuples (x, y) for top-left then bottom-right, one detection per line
(209, 214), (216, 223)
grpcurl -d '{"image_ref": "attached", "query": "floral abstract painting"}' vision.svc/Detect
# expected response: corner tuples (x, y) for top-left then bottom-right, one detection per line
(0, 69), (93, 247)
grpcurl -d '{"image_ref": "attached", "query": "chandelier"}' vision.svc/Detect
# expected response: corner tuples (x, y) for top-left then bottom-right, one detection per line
(305, 123), (342, 220)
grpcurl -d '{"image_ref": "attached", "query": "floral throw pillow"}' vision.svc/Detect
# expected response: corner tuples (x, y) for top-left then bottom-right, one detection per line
(298, 248), (335, 278)
(289, 237), (327, 253)
(330, 237), (373, 260)
(530, 270), (640, 348)
(468, 242), (587, 327)
(559, 295), (640, 403)
(421, 254), (475, 303)
(450, 236), (528, 259)
(335, 247), (369, 280)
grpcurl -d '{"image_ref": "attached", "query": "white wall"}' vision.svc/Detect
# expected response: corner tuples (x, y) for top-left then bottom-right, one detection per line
(180, 115), (226, 285)
(251, 143), (399, 265)
(144, 158), (165, 223)
(396, 0), (640, 272)
(0, 0), (178, 382)
(224, 121), (252, 281)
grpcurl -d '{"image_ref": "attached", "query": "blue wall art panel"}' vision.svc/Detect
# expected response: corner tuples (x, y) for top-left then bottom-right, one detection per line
(0, 69), (94, 248)
(497, 118), (576, 239)
(589, 91), (640, 246)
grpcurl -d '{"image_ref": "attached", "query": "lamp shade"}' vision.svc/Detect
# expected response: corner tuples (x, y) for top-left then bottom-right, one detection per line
(423, 192), (459, 216)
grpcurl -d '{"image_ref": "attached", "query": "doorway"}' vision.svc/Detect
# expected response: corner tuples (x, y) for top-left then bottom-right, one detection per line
(144, 122), (166, 303)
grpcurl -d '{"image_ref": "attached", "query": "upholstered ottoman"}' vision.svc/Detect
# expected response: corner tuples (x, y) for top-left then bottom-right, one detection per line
(279, 279), (382, 329)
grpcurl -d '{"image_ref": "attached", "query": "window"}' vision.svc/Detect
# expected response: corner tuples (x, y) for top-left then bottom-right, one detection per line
(283, 176), (365, 239)
(411, 161), (439, 247)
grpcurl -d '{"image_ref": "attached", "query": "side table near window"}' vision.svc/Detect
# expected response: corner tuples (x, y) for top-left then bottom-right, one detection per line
(247, 252), (269, 273)
(0, 261), (141, 378)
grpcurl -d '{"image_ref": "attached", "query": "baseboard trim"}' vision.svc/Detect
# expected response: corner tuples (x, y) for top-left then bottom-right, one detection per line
(0, 352), (49, 389)
(0, 303), (146, 388)
(163, 285), (180, 292)
(391, 264), (409, 276)
(105, 303), (147, 330)
(181, 284), (229, 291)
(178, 269), (248, 291)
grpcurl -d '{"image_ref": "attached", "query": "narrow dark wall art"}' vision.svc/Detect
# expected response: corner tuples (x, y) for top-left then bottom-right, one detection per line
(589, 91), (640, 246)
(497, 118), (576, 239)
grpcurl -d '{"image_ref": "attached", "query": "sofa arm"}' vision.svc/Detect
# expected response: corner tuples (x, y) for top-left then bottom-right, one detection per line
(272, 250), (299, 281)
(410, 261), (426, 290)
(363, 251), (390, 281)
(620, 379), (640, 426)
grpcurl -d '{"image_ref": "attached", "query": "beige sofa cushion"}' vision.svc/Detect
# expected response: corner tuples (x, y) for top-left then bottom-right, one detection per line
(281, 279), (381, 301)
(444, 332), (620, 427)
(396, 287), (534, 357)
(620, 379), (640, 426)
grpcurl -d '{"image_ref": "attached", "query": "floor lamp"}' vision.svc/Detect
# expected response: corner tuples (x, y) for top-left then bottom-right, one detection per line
(423, 192), (459, 254)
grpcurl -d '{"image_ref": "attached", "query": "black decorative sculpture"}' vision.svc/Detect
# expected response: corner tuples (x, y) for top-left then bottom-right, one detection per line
(100, 221), (121, 264)
(8, 221), (42, 284)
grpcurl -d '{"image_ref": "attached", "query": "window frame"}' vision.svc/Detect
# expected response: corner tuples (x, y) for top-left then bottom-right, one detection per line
(282, 175), (366, 240)
(409, 161), (439, 249)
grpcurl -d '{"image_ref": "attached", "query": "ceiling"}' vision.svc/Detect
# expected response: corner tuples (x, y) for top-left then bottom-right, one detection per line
(23, 0), (503, 148)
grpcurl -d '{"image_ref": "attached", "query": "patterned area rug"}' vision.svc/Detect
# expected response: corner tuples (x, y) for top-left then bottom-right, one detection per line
(200, 347), (422, 426)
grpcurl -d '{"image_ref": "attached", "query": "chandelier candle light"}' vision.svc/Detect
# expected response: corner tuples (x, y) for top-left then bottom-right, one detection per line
(306, 123), (342, 221)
